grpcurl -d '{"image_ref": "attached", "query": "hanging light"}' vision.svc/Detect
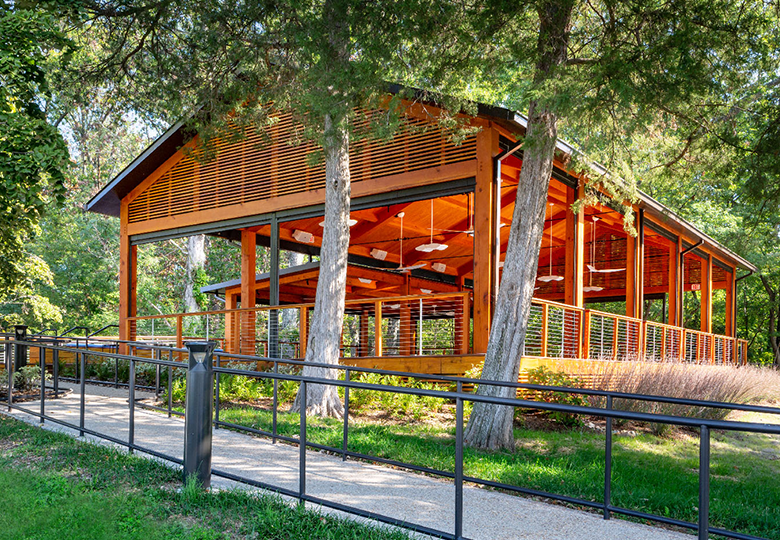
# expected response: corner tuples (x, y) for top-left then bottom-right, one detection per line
(583, 216), (604, 292)
(538, 202), (564, 282)
(416, 199), (449, 252)
(395, 212), (427, 272)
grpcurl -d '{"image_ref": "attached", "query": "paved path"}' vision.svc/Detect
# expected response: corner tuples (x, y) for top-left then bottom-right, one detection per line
(2, 383), (691, 540)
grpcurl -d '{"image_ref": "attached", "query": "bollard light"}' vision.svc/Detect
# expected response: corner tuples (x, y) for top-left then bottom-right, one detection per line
(183, 340), (217, 489)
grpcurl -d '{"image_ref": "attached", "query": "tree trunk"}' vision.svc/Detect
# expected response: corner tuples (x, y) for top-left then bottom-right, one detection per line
(291, 114), (350, 418)
(464, 0), (574, 451)
(184, 234), (206, 313)
(761, 275), (780, 367)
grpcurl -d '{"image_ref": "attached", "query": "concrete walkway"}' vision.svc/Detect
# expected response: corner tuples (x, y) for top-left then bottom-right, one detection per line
(2, 382), (691, 540)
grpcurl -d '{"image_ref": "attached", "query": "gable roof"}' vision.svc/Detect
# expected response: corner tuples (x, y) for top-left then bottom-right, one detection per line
(85, 97), (756, 272)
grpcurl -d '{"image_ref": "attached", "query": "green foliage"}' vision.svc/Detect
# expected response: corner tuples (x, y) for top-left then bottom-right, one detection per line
(346, 372), (449, 421)
(0, 6), (70, 297)
(525, 367), (588, 427)
(12, 365), (47, 392)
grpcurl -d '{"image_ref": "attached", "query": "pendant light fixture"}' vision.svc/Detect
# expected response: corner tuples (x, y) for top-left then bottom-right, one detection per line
(416, 199), (449, 252)
(538, 202), (564, 282)
(395, 212), (426, 272)
(583, 216), (604, 292)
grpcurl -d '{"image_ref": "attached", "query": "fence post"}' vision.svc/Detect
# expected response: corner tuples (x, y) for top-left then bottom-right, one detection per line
(183, 341), (216, 489)
(582, 311), (591, 360)
(52, 346), (59, 397)
(6, 336), (13, 412)
(79, 352), (86, 437)
(343, 368), (350, 461)
(604, 395), (613, 520)
(13, 325), (28, 371)
(455, 381), (464, 540)
(699, 425), (710, 540)
(129, 358), (135, 453)
(299, 379), (307, 501)
(39, 345), (45, 424)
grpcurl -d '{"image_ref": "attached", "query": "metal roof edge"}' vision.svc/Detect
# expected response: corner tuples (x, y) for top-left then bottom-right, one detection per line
(85, 118), (189, 216)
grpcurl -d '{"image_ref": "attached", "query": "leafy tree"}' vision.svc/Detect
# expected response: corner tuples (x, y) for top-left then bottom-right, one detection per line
(461, 0), (779, 450)
(0, 5), (70, 298)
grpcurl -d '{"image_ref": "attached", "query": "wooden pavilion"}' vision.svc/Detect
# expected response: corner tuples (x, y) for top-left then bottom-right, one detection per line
(86, 98), (755, 375)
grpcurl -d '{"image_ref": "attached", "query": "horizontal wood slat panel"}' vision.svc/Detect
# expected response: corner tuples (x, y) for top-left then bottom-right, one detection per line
(128, 111), (477, 224)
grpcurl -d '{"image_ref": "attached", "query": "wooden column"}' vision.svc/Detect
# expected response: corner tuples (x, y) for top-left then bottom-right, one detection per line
(400, 301), (412, 355)
(667, 239), (679, 326)
(225, 292), (238, 354)
(374, 300), (383, 356)
(701, 254), (713, 333)
(473, 124), (498, 354)
(240, 229), (257, 356)
(677, 237), (685, 326)
(725, 268), (735, 337)
(118, 201), (137, 354)
(626, 233), (637, 318)
(635, 211), (645, 320)
(299, 306), (308, 358)
(565, 185), (582, 307)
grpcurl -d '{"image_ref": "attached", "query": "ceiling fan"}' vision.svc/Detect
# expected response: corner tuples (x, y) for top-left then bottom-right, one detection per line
(583, 216), (605, 292)
(394, 212), (427, 272)
(538, 202), (564, 283)
(416, 199), (449, 252)
(586, 216), (625, 275)
(430, 193), (475, 236)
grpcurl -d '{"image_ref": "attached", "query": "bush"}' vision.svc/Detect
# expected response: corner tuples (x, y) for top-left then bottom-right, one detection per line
(346, 372), (449, 421)
(13, 365), (48, 392)
(524, 366), (588, 427)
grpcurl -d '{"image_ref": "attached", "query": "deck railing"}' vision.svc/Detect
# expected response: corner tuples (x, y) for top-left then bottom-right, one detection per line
(127, 291), (471, 359)
(525, 298), (748, 366)
(124, 294), (746, 366)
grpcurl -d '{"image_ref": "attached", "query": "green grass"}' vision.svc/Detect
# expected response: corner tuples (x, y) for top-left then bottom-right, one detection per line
(215, 405), (780, 539)
(0, 415), (411, 540)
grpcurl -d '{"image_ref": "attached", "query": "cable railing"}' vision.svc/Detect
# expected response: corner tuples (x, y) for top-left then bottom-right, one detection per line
(1, 335), (778, 540)
(127, 291), (472, 359)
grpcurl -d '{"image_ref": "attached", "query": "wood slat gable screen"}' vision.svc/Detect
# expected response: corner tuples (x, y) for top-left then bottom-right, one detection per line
(128, 111), (477, 224)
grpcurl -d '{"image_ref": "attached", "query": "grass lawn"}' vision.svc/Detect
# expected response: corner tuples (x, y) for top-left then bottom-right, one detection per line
(0, 415), (411, 540)
(213, 403), (780, 539)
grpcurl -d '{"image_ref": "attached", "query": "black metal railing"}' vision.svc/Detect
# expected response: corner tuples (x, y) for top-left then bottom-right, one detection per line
(2, 335), (779, 540)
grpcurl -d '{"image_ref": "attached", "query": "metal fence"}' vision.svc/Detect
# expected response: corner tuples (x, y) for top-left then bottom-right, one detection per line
(2, 334), (779, 540)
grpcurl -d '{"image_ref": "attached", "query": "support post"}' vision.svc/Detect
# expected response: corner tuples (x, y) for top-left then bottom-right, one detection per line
(269, 216), (280, 359)
(701, 254), (713, 334)
(358, 308), (370, 357)
(13, 325), (28, 371)
(119, 199), (137, 355)
(299, 306), (308, 358)
(725, 267), (734, 337)
(667, 238), (679, 327)
(473, 124), (498, 353)
(183, 341), (216, 489)
(240, 229), (257, 356)
(374, 301), (383, 356)
(225, 292), (238, 354)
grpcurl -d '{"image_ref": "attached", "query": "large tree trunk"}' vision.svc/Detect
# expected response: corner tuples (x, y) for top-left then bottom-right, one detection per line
(760, 276), (780, 368)
(291, 114), (350, 418)
(184, 234), (206, 313)
(464, 0), (574, 451)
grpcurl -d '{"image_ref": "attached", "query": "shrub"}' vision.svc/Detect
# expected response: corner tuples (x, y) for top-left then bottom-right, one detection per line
(524, 366), (588, 427)
(346, 372), (449, 421)
(13, 365), (48, 392)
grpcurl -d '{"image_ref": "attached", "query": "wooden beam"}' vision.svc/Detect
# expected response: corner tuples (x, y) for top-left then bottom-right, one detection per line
(127, 160), (478, 236)
(472, 126), (499, 353)
(349, 202), (413, 242)
(626, 232), (637, 318)
(564, 185), (577, 306)
(299, 306), (308, 358)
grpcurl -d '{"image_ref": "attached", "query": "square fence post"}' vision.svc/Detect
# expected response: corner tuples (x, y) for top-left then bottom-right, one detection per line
(183, 341), (216, 489)
(14, 325), (28, 371)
